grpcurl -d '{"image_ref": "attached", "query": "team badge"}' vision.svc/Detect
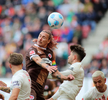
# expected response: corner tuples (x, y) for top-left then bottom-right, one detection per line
(30, 95), (34, 99)
(29, 50), (35, 55)
(44, 85), (49, 90)
(48, 53), (52, 58)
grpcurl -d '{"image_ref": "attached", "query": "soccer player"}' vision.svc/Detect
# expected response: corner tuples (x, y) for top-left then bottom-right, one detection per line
(82, 70), (108, 100)
(25, 30), (74, 100)
(0, 53), (31, 100)
(48, 44), (86, 100)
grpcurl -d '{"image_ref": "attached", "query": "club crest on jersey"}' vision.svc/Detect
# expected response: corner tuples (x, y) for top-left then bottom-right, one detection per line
(30, 95), (34, 99)
(29, 50), (35, 55)
(44, 85), (49, 90)
(48, 53), (52, 58)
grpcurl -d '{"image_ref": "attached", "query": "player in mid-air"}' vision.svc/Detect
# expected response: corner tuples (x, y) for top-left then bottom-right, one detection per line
(82, 70), (108, 100)
(25, 30), (73, 100)
(48, 44), (86, 100)
(0, 53), (31, 100)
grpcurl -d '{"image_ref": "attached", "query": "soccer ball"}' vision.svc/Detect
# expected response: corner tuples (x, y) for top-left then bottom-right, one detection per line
(48, 12), (64, 29)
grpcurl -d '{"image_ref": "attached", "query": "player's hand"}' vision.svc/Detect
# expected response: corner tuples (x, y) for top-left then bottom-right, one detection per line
(0, 81), (7, 87)
(67, 74), (75, 81)
(101, 95), (105, 100)
(47, 66), (57, 74)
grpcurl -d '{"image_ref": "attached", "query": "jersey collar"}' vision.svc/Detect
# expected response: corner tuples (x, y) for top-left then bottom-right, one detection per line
(34, 44), (46, 50)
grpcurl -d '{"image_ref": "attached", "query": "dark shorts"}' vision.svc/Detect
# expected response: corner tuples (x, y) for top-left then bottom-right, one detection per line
(30, 88), (45, 100)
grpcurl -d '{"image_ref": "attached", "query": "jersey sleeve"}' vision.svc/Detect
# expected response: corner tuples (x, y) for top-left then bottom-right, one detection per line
(82, 88), (93, 100)
(28, 48), (39, 60)
(60, 70), (73, 76)
(12, 76), (23, 90)
(12, 80), (21, 89)
(60, 64), (79, 77)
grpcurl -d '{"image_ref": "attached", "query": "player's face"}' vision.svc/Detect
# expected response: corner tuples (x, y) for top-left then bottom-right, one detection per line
(37, 31), (50, 48)
(93, 75), (106, 92)
(68, 52), (74, 64)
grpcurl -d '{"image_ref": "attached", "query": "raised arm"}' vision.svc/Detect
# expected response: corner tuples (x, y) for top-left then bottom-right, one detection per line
(0, 86), (10, 93)
(49, 70), (74, 81)
(0, 81), (10, 93)
(32, 56), (57, 73)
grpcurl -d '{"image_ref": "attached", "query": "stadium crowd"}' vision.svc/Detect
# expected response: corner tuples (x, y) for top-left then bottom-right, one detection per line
(0, 0), (108, 79)
(0, 0), (108, 99)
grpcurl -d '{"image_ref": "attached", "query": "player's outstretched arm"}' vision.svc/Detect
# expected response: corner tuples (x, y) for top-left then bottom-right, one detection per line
(0, 81), (10, 93)
(32, 56), (57, 73)
(0, 86), (10, 93)
(52, 70), (74, 81)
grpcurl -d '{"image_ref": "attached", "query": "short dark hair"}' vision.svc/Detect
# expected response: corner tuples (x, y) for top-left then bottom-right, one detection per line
(70, 44), (86, 61)
(8, 53), (23, 65)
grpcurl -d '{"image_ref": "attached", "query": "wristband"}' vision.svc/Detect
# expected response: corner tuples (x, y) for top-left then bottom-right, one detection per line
(52, 60), (56, 66)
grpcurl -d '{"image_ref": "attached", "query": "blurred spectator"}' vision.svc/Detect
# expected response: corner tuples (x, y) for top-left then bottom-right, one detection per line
(0, 0), (107, 78)
(73, 24), (82, 45)
(0, 62), (6, 77)
(94, 36), (108, 59)
(84, 6), (96, 31)
(83, 0), (93, 13)
(84, 58), (100, 77)
(4, 61), (12, 78)
(92, 0), (104, 22)
(99, 58), (108, 77)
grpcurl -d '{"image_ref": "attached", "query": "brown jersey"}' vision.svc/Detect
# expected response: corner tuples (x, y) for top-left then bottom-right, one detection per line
(26, 44), (54, 94)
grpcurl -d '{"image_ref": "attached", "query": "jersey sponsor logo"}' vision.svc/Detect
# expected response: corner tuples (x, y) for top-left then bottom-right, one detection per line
(30, 95), (34, 99)
(29, 50), (35, 55)
(13, 81), (19, 86)
(48, 53), (52, 58)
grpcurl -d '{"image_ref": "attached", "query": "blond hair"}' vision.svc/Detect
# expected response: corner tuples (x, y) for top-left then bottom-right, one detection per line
(8, 53), (23, 65)
(92, 70), (105, 79)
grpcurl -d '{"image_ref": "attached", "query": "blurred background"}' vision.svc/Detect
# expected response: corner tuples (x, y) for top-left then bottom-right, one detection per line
(0, 0), (108, 99)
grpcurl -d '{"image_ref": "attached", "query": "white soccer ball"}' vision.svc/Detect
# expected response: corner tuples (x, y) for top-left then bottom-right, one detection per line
(48, 12), (64, 29)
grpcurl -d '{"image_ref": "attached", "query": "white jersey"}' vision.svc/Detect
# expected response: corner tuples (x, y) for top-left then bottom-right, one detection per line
(52, 62), (84, 100)
(10, 69), (31, 100)
(82, 85), (108, 100)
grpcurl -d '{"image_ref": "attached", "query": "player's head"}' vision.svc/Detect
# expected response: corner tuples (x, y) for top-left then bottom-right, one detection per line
(92, 71), (106, 92)
(37, 30), (57, 49)
(8, 53), (23, 66)
(68, 44), (86, 64)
